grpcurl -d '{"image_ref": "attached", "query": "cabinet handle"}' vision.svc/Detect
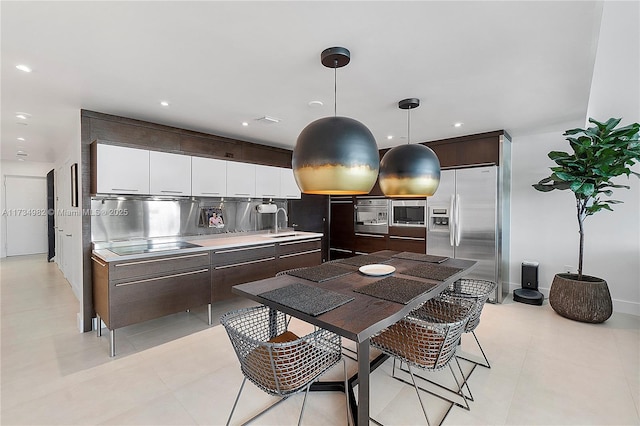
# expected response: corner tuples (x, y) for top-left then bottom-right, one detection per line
(233, 193), (251, 196)
(330, 248), (353, 253)
(261, 194), (277, 197)
(330, 200), (353, 204)
(201, 192), (220, 195)
(389, 236), (425, 241)
(279, 249), (321, 259)
(215, 244), (274, 254)
(112, 188), (138, 192)
(215, 257), (276, 269)
(279, 238), (321, 246)
(115, 269), (209, 287)
(115, 252), (209, 267)
(160, 190), (183, 194)
(355, 233), (385, 238)
(91, 257), (106, 267)
(65, 234), (72, 237)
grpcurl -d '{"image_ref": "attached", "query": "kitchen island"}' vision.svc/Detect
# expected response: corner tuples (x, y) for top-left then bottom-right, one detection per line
(91, 231), (322, 356)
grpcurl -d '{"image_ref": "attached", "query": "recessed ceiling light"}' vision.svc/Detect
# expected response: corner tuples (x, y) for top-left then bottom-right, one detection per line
(16, 113), (30, 120)
(453, 122), (464, 128)
(160, 101), (169, 107)
(16, 64), (32, 73)
(308, 100), (324, 108)
(242, 122), (249, 127)
(17, 137), (25, 141)
(387, 135), (393, 140)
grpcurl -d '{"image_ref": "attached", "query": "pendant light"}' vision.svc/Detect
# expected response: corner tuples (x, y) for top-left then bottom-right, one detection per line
(292, 47), (379, 195)
(379, 98), (441, 197)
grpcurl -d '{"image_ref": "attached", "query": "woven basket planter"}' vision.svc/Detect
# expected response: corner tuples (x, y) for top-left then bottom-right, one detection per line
(549, 273), (612, 323)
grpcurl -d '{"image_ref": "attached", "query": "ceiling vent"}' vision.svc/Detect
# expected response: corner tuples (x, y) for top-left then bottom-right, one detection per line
(255, 116), (281, 124)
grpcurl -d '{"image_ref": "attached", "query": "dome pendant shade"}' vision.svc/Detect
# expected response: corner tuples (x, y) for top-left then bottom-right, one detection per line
(379, 142), (441, 197)
(293, 116), (380, 195)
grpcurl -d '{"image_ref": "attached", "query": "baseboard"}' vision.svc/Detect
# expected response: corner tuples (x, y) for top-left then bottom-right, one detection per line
(507, 283), (638, 317)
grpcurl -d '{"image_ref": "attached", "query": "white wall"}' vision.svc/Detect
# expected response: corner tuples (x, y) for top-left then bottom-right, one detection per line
(509, 1), (640, 315)
(0, 160), (55, 258)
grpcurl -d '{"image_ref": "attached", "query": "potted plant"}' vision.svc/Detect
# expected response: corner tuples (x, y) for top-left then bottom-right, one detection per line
(533, 117), (640, 323)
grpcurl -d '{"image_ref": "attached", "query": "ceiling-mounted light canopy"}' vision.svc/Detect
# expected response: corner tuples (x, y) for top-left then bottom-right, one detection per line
(379, 98), (441, 198)
(292, 47), (379, 195)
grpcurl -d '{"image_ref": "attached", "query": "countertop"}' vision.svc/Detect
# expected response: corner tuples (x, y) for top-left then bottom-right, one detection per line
(92, 231), (323, 262)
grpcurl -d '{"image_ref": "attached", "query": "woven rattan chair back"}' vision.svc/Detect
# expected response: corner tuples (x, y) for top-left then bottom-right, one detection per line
(371, 297), (473, 371)
(221, 305), (341, 397)
(220, 306), (348, 426)
(444, 279), (496, 332)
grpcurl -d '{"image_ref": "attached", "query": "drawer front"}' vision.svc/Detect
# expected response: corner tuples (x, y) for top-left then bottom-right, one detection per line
(388, 226), (426, 239)
(110, 268), (211, 329)
(277, 238), (321, 256)
(212, 244), (276, 267)
(110, 251), (210, 281)
(276, 250), (322, 274)
(212, 258), (277, 302)
(354, 233), (388, 254)
(387, 235), (426, 254)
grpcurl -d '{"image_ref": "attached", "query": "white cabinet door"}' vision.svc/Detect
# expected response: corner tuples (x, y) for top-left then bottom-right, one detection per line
(96, 144), (150, 194)
(149, 151), (192, 196)
(280, 168), (301, 199)
(255, 165), (281, 198)
(226, 162), (256, 197)
(192, 157), (227, 197)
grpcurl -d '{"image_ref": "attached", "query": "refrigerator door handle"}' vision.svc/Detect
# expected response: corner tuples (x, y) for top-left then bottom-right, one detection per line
(455, 194), (462, 246)
(449, 195), (456, 247)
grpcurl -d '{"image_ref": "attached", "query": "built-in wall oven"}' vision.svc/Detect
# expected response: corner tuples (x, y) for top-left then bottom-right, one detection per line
(390, 199), (426, 227)
(354, 198), (389, 234)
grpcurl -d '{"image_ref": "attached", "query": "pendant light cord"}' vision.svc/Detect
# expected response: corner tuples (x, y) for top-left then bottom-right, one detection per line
(334, 59), (338, 117)
(407, 107), (411, 144)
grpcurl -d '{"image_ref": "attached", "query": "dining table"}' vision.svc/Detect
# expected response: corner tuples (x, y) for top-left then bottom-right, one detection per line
(232, 250), (477, 426)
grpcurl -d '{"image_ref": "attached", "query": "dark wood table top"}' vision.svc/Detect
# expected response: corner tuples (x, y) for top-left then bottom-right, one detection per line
(232, 250), (477, 343)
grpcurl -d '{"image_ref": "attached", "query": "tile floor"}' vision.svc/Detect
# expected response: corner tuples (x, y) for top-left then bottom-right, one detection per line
(1, 254), (639, 425)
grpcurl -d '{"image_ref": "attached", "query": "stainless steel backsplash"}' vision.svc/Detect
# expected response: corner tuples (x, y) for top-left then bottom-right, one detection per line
(91, 197), (287, 242)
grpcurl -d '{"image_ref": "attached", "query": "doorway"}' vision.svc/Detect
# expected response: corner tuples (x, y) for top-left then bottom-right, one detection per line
(4, 175), (48, 256)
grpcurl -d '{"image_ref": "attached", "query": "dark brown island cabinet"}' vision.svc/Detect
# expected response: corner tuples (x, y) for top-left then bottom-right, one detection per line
(92, 236), (322, 356)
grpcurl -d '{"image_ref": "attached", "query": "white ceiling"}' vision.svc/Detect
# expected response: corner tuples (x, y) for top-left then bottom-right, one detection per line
(2, 1), (604, 164)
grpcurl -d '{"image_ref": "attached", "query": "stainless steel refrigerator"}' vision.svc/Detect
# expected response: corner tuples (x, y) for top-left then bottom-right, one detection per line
(427, 164), (510, 302)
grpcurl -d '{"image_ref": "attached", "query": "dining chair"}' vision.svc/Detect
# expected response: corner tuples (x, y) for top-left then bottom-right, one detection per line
(443, 278), (497, 368)
(220, 305), (349, 426)
(370, 296), (474, 426)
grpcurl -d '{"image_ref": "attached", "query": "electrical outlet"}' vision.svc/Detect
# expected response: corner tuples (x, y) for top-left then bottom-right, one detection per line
(564, 265), (574, 273)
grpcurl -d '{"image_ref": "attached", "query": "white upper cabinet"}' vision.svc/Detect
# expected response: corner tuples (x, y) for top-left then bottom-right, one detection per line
(255, 165), (281, 198)
(149, 151), (192, 196)
(192, 157), (227, 197)
(226, 161), (256, 197)
(95, 144), (150, 195)
(280, 168), (301, 199)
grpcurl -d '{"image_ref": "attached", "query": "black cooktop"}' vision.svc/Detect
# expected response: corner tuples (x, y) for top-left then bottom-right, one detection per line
(108, 241), (200, 256)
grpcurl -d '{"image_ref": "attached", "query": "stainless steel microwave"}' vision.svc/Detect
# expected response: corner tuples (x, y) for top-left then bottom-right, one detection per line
(390, 200), (426, 227)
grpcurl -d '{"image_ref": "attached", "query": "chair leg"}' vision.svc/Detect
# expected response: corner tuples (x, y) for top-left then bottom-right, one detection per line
(227, 377), (247, 426)
(457, 331), (491, 368)
(298, 383), (312, 426)
(448, 362), (470, 411)
(342, 358), (350, 426)
(407, 364), (432, 426)
(453, 355), (474, 402)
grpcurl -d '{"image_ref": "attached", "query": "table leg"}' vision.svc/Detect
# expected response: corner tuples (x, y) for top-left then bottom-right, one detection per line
(357, 338), (370, 426)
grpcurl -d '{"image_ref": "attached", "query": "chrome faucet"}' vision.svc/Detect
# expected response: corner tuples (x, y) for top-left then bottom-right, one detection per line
(274, 207), (288, 233)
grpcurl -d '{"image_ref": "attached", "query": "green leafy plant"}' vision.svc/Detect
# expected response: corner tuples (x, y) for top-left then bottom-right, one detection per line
(533, 117), (640, 280)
